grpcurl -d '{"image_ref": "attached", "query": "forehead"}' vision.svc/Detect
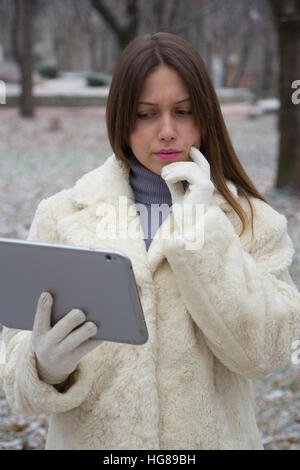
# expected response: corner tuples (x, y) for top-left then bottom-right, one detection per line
(138, 65), (189, 102)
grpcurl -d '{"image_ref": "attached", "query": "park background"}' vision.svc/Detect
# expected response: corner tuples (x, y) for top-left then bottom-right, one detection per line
(0, 0), (299, 450)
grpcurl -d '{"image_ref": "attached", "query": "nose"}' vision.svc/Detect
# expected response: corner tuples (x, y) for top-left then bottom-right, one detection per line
(158, 114), (177, 141)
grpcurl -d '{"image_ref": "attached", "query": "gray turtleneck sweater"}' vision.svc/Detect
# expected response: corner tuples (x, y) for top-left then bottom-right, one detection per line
(129, 153), (188, 251)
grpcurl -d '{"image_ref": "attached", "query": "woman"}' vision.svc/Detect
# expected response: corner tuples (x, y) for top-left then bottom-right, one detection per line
(1, 32), (300, 450)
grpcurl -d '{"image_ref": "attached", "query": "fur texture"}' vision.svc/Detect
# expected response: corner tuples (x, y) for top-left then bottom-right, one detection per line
(1, 154), (300, 450)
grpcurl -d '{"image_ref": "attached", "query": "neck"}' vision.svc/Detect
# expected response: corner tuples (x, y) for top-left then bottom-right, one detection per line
(128, 152), (187, 205)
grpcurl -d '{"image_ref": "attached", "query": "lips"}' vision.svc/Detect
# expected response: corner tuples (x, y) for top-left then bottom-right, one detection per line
(154, 149), (181, 160)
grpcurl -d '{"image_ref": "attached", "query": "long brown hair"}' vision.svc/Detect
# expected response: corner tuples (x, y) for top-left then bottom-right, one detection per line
(106, 31), (270, 239)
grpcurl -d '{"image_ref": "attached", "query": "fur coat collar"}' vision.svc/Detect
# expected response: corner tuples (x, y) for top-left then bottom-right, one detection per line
(66, 153), (239, 284)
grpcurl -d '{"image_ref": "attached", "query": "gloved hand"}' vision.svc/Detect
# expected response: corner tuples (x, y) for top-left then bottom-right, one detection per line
(31, 292), (103, 385)
(160, 146), (214, 247)
(161, 146), (214, 208)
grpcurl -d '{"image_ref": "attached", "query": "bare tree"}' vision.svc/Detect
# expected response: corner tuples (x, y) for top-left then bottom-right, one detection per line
(147, 0), (183, 32)
(227, 4), (253, 88)
(269, 0), (300, 191)
(90, 0), (139, 50)
(16, 0), (36, 117)
(0, 0), (284, 103)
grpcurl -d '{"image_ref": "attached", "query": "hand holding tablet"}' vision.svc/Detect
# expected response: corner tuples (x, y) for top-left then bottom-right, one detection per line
(31, 292), (102, 385)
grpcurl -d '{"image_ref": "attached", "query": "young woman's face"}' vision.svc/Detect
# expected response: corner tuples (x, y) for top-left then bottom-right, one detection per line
(129, 65), (201, 175)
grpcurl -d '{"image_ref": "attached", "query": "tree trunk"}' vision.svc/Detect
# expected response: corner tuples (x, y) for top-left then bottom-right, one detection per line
(227, 33), (250, 88)
(220, 39), (229, 87)
(204, 39), (213, 79)
(18, 0), (36, 118)
(12, 0), (21, 65)
(270, 1), (300, 191)
(90, 0), (139, 51)
(260, 41), (275, 94)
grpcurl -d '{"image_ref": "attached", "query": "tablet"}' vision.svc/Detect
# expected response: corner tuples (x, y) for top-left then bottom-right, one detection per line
(0, 237), (148, 345)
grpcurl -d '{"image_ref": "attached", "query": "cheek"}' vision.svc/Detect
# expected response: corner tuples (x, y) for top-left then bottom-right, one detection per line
(129, 132), (139, 151)
(185, 124), (201, 147)
(130, 125), (150, 149)
(191, 122), (201, 146)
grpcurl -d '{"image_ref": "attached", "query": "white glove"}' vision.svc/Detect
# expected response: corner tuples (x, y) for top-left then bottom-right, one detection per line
(31, 292), (103, 385)
(161, 146), (214, 208)
(161, 146), (214, 245)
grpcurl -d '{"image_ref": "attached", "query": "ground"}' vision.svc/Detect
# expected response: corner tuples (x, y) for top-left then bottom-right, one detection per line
(0, 106), (299, 449)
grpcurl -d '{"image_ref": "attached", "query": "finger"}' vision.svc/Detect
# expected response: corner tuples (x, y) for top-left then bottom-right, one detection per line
(161, 165), (189, 200)
(162, 162), (196, 184)
(49, 308), (87, 344)
(59, 321), (98, 353)
(72, 338), (104, 363)
(32, 292), (53, 336)
(189, 146), (210, 177)
(161, 161), (190, 177)
(165, 179), (184, 202)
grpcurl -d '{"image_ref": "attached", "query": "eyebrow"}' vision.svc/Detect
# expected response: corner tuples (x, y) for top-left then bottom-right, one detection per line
(138, 98), (191, 105)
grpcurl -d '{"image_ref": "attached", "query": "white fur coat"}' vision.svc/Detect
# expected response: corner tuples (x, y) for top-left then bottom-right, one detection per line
(1, 154), (300, 450)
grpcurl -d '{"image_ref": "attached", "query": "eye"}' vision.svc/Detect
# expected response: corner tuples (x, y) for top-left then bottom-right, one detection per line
(136, 110), (192, 119)
(176, 110), (192, 115)
(137, 113), (154, 119)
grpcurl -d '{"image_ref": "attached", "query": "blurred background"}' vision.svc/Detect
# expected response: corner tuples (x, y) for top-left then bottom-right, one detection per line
(0, 0), (285, 91)
(0, 0), (299, 451)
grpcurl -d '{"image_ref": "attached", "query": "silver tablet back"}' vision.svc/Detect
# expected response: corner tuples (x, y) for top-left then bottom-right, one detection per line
(0, 238), (148, 345)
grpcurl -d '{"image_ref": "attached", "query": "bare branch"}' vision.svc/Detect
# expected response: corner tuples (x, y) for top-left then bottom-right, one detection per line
(90, 0), (123, 36)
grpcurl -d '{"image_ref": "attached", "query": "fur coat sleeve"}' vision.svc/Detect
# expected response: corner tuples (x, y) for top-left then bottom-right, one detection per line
(1, 198), (95, 415)
(163, 197), (300, 379)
